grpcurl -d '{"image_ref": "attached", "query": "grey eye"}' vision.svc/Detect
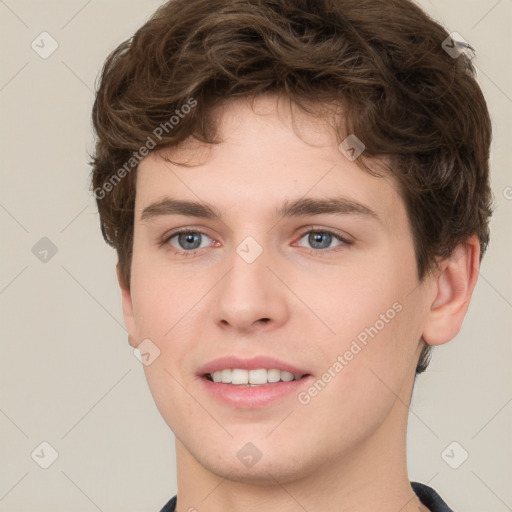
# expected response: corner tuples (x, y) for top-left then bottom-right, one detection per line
(308, 232), (333, 249)
(168, 231), (212, 251)
(298, 231), (344, 250)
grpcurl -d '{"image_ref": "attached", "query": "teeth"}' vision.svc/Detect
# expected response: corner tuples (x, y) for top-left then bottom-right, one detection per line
(249, 369), (267, 385)
(231, 369), (248, 385)
(280, 371), (294, 382)
(209, 368), (305, 385)
(267, 368), (281, 383)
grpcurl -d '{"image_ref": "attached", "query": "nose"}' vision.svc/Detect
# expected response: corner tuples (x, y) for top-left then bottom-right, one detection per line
(213, 243), (290, 334)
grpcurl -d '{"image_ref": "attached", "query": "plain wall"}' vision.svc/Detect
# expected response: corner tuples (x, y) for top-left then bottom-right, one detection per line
(1, 1), (511, 510)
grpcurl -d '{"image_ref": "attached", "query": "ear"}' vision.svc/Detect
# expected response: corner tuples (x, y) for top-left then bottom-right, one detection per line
(116, 264), (138, 348)
(422, 235), (481, 346)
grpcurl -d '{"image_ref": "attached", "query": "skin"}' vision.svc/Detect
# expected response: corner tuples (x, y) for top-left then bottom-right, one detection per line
(118, 94), (480, 512)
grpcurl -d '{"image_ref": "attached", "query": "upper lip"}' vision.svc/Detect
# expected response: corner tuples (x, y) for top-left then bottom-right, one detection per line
(197, 356), (312, 377)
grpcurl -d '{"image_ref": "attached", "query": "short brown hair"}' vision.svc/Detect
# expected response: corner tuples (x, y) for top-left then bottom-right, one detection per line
(90, 0), (493, 373)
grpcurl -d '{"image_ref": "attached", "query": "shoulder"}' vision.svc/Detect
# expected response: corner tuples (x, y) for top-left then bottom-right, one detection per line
(158, 495), (177, 512)
(411, 482), (454, 512)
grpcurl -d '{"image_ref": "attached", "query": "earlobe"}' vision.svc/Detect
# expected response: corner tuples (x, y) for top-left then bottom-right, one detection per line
(116, 264), (138, 348)
(422, 236), (481, 346)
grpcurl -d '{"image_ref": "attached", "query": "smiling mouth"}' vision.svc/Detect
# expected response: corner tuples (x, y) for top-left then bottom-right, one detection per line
(203, 368), (311, 386)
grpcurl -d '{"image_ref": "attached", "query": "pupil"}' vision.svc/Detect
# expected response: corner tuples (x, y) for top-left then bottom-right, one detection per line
(179, 232), (201, 250)
(309, 232), (331, 249)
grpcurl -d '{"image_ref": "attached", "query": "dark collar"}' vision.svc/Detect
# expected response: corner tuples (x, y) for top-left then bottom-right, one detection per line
(159, 481), (454, 511)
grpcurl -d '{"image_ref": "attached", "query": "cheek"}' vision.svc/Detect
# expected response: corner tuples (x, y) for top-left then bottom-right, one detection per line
(316, 272), (410, 344)
(129, 245), (192, 338)
(300, 302), (420, 446)
(314, 250), (421, 383)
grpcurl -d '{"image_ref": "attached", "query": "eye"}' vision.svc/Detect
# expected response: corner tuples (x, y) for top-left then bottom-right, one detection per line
(296, 229), (351, 252)
(164, 230), (213, 253)
(160, 227), (351, 257)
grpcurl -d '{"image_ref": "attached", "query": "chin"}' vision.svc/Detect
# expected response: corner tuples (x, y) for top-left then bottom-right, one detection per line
(192, 443), (318, 485)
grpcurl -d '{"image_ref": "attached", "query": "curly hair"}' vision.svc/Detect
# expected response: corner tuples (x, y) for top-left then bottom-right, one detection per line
(90, 0), (493, 373)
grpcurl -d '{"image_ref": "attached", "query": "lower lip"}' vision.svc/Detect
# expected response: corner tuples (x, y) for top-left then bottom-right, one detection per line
(199, 376), (314, 409)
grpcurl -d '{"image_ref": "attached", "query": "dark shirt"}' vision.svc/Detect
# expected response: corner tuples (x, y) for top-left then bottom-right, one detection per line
(159, 481), (453, 511)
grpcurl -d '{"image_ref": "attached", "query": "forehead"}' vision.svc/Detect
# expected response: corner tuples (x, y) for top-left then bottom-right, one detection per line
(135, 95), (407, 230)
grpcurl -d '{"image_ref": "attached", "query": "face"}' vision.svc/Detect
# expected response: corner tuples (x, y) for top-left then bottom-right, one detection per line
(122, 95), (434, 484)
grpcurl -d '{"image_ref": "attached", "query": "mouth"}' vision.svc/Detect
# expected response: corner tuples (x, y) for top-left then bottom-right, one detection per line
(197, 356), (313, 408)
(203, 368), (311, 386)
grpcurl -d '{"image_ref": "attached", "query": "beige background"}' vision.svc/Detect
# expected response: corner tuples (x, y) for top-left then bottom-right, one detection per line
(0, 1), (511, 511)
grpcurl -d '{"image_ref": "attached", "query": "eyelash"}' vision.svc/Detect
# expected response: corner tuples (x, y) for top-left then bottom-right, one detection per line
(160, 227), (353, 258)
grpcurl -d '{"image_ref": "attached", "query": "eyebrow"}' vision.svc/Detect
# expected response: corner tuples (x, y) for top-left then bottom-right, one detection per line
(140, 196), (380, 223)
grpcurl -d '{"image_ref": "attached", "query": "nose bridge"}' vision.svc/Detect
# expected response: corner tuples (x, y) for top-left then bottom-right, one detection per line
(230, 244), (268, 299)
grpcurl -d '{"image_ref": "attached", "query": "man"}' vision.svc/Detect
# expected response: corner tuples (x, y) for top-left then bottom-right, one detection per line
(90, 0), (492, 510)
